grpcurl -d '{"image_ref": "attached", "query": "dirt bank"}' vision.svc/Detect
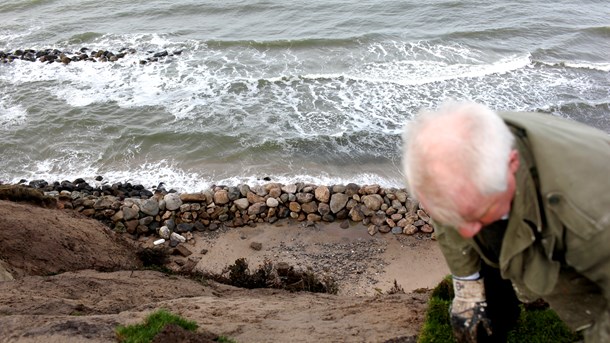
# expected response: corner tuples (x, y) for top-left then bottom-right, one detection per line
(0, 199), (449, 342)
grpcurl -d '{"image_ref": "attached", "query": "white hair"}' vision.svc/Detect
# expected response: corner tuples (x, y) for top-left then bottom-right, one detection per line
(402, 101), (515, 226)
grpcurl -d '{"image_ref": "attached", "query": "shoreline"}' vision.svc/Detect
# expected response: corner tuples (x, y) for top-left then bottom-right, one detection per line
(0, 177), (435, 242)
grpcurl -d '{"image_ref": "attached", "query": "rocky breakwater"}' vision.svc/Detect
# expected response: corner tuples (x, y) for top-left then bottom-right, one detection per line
(0, 47), (182, 65)
(6, 179), (434, 250)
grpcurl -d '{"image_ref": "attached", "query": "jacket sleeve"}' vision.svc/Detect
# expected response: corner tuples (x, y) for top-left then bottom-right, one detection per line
(433, 221), (481, 277)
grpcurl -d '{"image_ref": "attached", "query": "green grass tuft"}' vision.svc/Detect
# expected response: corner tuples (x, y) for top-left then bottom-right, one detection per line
(418, 276), (582, 343)
(115, 309), (198, 343)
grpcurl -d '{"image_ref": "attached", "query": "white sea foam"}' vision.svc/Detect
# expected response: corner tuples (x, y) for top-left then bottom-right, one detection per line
(0, 94), (27, 129)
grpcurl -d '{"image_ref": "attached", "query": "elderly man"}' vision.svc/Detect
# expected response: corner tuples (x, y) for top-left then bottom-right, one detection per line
(402, 101), (610, 342)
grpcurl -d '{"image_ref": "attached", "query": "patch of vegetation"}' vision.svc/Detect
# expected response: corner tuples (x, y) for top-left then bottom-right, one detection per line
(204, 258), (339, 294)
(115, 309), (197, 343)
(418, 276), (582, 343)
(387, 279), (406, 294)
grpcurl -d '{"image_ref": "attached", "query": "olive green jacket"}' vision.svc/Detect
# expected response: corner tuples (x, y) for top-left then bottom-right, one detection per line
(434, 111), (610, 341)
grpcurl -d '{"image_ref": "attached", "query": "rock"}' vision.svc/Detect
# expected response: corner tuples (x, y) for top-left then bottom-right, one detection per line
(421, 223), (434, 233)
(238, 184), (250, 197)
(281, 184), (297, 194)
(362, 184), (380, 195)
(345, 183), (360, 197)
(330, 193), (349, 213)
(213, 189), (230, 205)
(175, 223), (194, 233)
(266, 197), (279, 208)
(288, 202), (301, 212)
(266, 188), (280, 200)
(296, 192), (314, 204)
(93, 196), (116, 209)
(125, 220), (138, 234)
(246, 191), (264, 204)
(170, 232), (186, 243)
(248, 203), (267, 215)
(362, 194), (383, 211)
(139, 216), (154, 226)
(111, 210), (124, 222)
(378, 225), (391, 233)
(180, 193), (206, 202)
(396, 191), (408, 203)
(301, 202), (318, 214)
(140, 198), (159, 216)
(174, 245), (192, 257)
(370, 213), (386, 226)
(404, 225), (418, 235)
(250, 242), (263, 251)
(233, 198), (249, 210)
(159, 226), (171, 239)
(307, 214), (322, 222)
(164, 193), (182, 211)
(391, 226), (403, 234)
(314, 186), (330, 203)
(349, 205), (365, 222)
(417, 209), (430, 222)
(367, 225), (377, 235)
(193, 222), (206, 232)
(317, 202), (330, 216)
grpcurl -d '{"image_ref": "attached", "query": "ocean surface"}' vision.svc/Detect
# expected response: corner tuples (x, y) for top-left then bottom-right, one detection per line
(1, 1), (609, 192)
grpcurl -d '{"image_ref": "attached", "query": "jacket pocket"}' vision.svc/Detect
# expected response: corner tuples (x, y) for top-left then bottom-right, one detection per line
(545, 191), (605, 240)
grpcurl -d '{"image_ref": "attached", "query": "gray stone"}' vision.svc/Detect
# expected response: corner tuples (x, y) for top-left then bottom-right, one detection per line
(94, 196), (116, 209)
(281, 184), (297, 194)
(248, 203), (267, 215)
(332, 184), (346, 193)
(194, 222), (206, 231)
(164, 218), (176, 230)
(330, 193), (349, 213)
(140, 198), (159, 216)
(266, 197), (279, 208)
(234, 198), (250, 211)
(296, 192), (314, 204)
(391, 226), (403, 234)
(175, 223), (194, 233)
(170, 232), (186, 243)
(139, 216), (154, 226)
(239, 184), (250, 197)
(345, 183), (360, 197)
(227, 187), (241, 200)
(250, 242), (263, 251)
(317, 203), (331, 216)
(164, 193), (182, 211)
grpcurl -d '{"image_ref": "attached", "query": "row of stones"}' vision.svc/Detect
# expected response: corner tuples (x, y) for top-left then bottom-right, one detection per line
(50, 182), (434, 244)
(0, 47), (182, 65)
